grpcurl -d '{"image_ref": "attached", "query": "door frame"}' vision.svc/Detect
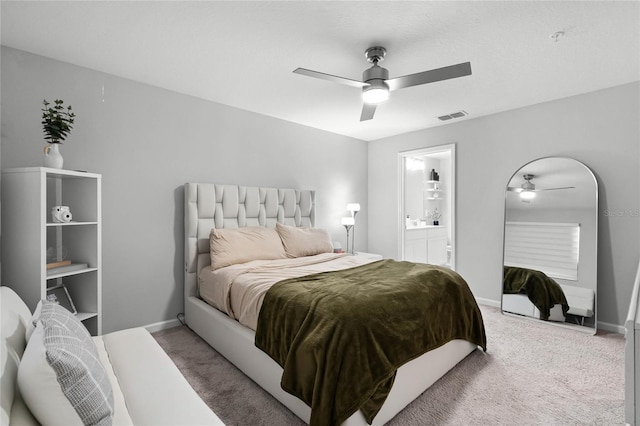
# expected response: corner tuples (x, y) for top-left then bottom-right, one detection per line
(397, 143), (456, 269)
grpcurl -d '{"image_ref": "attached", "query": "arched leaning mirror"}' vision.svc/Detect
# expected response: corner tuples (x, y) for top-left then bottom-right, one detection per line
(501, 157), (597, 335)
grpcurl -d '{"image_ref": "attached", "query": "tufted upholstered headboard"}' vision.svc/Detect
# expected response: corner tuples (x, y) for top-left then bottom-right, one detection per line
(184, 183), (316, 300)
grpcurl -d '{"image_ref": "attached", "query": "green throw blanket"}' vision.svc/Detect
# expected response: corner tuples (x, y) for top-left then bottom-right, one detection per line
(255, 259), (487, 426)
(503, 266), (569, 320)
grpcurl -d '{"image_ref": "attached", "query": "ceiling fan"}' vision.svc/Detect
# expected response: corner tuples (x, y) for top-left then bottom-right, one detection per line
(293, 46), (472, 121)
(507, 174), (575, 201)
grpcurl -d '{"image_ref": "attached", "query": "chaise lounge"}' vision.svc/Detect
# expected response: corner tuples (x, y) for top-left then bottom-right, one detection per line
(1, 286), (224, 426)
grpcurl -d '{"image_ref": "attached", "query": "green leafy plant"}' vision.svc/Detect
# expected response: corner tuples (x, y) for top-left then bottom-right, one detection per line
(41, 99), (75, 144)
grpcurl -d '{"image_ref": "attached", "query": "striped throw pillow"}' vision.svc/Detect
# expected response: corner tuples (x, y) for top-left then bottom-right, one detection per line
(19, 301), (114, 426)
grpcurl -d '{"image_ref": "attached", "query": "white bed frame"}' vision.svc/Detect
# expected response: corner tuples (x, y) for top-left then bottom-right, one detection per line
(502, 283), (595, 322)
(184, 183), (477, 425)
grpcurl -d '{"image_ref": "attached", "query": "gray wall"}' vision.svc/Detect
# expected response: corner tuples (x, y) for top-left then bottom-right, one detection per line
(404, 166), (424, 221)
(1, 47), (368, 332)
(368, 82), (640, 328)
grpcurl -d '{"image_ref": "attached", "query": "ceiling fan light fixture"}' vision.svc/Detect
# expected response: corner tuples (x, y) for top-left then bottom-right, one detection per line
(520, 190), (536, 200)
(294, 46), (471, 121)
(362, 80), (389, 104)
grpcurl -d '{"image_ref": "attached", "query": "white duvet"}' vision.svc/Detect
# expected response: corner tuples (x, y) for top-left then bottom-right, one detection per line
(198, 253), (376, 330)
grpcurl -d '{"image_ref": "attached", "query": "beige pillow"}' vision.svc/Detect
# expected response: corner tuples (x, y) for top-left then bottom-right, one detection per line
(276, 222), (333, 258)
(209, 226), (286, 270)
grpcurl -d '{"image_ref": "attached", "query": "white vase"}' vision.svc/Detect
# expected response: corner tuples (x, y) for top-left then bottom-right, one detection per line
(43, 143), (64, 169)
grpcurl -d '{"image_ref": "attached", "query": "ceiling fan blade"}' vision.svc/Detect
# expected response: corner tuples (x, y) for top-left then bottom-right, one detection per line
(386, 62), (472, 91)
(507, 187), (524, 192)
(360, 103), (377, 121)
(293, 68), (368, 89)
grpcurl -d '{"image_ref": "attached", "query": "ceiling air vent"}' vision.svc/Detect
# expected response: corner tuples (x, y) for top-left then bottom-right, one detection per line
(437, 110), (468, 121)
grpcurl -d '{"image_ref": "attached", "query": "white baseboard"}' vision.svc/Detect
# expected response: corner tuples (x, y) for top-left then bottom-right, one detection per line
(597, 320), (625, 335)
(145, 318), (182, 333)
(476, 297), (501, 308)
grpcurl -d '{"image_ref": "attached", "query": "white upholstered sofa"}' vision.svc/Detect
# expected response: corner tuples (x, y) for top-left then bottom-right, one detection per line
(1, 286), (224, 426)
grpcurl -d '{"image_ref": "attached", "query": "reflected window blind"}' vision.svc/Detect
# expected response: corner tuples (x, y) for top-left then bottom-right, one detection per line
(504, 222), (580, 281)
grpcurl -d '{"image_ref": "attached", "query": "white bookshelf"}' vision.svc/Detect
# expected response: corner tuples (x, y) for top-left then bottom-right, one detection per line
(1, 167), (102, 335)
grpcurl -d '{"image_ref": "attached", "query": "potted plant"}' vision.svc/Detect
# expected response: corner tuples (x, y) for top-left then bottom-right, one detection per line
(41, 99), (75, 168)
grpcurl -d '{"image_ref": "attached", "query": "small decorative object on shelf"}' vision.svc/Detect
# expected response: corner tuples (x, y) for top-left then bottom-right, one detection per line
(41, 99), (76, 169)
(429, 208), (442, 226)
(51, 205), (73, 223)
(46, 284), (77, 314)
(46, 245), (69, 264)
(46, 260), (71, 269)
(429, 168), (440, 181)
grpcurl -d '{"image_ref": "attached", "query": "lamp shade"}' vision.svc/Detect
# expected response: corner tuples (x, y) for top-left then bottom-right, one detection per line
(347, 203), (361, 213)
(341, 216), (355, 226)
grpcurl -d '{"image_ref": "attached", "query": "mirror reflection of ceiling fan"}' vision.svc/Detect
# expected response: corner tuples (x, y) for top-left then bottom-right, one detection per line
(507, 174), (576, 203)
(293, 46), (472, 121)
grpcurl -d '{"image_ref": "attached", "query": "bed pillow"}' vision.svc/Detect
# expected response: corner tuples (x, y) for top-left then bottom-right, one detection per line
(17, 301), (114, 426)
(275, 222), (333, 258)
(210, 226), (287, 270)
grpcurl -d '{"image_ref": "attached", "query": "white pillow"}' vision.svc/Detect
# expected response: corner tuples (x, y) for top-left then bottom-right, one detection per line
(209, 226), (287, 270)
(24, 300), (43, 342)
(18, 302), (114, 426)
(275, 222), (333, 258)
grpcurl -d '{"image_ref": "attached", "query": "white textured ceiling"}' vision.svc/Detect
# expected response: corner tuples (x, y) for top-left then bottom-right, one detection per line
(2, 1), (639, 141)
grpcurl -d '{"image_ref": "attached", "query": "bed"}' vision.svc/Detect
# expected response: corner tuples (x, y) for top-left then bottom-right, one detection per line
(502, 266), (594, 324)
(184, 183), (486, 425)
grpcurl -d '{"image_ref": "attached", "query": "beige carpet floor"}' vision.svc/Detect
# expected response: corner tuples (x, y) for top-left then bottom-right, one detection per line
(152, 305), (625, 425)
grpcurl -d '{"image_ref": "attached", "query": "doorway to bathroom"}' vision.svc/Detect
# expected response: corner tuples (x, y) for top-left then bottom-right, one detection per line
(398, 144), (456, 269)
